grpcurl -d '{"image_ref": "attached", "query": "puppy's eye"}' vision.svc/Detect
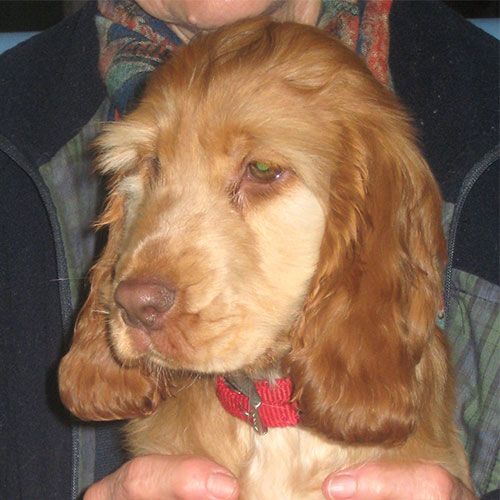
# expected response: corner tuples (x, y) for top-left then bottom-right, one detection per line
(247, 161), (283, 182)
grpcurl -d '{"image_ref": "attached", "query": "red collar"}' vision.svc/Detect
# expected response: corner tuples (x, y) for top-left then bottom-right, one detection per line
(216, 375), (299, 434)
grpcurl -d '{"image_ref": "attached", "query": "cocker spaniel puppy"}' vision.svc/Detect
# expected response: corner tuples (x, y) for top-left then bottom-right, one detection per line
(59, 18), (471, 498)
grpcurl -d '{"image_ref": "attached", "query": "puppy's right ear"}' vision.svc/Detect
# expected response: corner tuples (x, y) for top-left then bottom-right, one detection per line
(58, 191), (165, 421)
(59, 121), (165, 421)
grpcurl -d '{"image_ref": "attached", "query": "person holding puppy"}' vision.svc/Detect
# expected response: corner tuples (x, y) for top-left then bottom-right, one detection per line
(0, 1), (497, 499)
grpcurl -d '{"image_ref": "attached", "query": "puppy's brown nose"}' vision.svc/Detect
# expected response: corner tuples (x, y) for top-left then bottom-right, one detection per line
(114, 280), (175, 331)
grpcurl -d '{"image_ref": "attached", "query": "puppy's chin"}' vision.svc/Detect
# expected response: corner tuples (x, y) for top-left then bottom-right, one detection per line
(109, 311), (290, 374)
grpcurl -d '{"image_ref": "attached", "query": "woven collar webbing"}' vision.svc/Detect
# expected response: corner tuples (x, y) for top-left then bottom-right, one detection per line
(216, 376), (299, 429)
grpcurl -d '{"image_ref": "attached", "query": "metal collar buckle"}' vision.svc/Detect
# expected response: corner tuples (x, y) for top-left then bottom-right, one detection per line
(224, 372), (268, 435)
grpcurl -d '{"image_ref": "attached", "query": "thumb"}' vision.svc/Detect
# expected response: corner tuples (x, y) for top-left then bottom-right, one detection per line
(84, 454), (239, 500)
(322, 462), (456, 500)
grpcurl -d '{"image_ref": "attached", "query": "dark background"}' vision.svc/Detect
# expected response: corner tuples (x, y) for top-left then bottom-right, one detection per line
(0, 0), (498, 32)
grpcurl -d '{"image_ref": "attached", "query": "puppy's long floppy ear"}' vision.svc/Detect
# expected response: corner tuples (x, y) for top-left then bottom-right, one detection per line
(287, 92), (447, 445)
(58, 120), (166, 421)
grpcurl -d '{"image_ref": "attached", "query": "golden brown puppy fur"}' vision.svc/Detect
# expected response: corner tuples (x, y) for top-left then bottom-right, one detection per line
(59, 18), (472, 498)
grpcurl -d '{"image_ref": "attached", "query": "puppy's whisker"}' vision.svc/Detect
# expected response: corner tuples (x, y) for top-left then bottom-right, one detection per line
(177, 372), (200, 393)
(49, 277), (86, 282)
(91, 308), (110, 316)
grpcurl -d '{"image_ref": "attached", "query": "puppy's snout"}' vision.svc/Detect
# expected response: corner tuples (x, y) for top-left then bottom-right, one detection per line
(114, 280), (175, 331)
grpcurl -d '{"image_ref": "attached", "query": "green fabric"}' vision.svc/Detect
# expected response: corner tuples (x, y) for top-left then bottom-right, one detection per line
(40, 101), (110, 310)
(447, 269), (500, 494)
(39, 102), (111, 494)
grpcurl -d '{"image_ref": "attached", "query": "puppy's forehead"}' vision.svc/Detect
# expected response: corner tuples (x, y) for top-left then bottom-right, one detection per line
(135, 22), (361, 193)
(152, 106), (253, 184)
(146, 84), (264, 180)
(143, 94), (329, 205)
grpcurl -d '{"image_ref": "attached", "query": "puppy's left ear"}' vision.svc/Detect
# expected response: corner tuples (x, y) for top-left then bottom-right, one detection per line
(287, 101), (447, 445)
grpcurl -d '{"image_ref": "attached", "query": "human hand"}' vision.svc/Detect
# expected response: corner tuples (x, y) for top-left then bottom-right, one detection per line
(322, 462), (477, 500)
(84, 454), (239, 500)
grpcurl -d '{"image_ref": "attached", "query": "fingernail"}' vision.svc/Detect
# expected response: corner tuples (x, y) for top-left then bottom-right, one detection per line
(207, 471), (237, 499)
(326, 474), (357, 499)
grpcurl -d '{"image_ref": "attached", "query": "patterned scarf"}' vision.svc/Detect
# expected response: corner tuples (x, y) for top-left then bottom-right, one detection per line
(96, 0), (392, 117)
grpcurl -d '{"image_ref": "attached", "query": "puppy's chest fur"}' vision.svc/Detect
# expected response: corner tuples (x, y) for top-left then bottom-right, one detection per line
(124, 378), (386, 500)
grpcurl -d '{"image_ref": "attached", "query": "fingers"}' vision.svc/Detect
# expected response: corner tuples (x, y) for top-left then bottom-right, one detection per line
(84, 454), (239, 500)
(323, 462), (476, 500)
(83, 454), (476, 500)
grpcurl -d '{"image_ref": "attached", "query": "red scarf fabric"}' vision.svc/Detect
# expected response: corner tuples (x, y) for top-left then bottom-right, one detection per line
(96, 0), (393, 115)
